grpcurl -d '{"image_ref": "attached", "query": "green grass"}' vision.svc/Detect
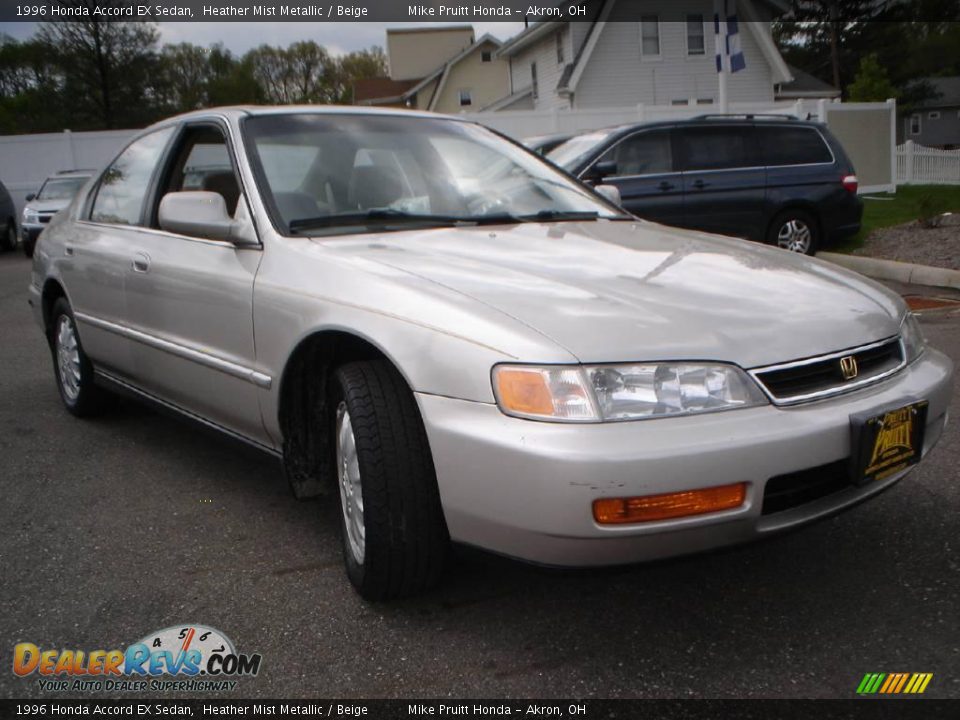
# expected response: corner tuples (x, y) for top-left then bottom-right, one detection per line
(832, 185), (960, 254)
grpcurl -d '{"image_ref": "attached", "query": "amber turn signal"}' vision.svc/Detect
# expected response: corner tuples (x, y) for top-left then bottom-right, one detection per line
(592, 482), (747, 524)
(493, 367), (555, 416)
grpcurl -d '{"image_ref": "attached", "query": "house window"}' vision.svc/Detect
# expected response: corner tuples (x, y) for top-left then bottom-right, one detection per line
(687, 15), (706, 55)
(639, 16), (660, 57)
(481, 50), (492, 63)
(556, 31), (565, 64)
(910, 114), (921, 135)
(671, 99), (688, 106)
(928, 111), (940, 119)
(458, 89), (473, 107)
(697, 98), (713, 105)
(531, 62), (538, 99)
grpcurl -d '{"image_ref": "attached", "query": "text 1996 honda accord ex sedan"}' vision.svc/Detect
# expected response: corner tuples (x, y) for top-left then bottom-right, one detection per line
(29, 107), (954, 599)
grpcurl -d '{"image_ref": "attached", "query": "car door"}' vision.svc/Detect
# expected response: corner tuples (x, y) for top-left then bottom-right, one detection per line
(63, 126), (177, 381)
(123, 120), (267, 445)
(583, 128), (684, 226)
(677, 124), (766, 240)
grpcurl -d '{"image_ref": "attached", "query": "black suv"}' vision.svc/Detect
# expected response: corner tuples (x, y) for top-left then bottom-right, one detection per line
(548, 115), (863, 255)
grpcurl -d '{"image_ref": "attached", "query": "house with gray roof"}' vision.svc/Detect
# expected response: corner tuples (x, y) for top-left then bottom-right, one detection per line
(902, 77), (960, 149)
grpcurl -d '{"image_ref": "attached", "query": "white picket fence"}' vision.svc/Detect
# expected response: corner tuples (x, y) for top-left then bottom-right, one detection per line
(897, 140), (960, 185)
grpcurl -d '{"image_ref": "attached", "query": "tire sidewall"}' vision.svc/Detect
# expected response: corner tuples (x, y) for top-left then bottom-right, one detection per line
(768, 209), (819, 256)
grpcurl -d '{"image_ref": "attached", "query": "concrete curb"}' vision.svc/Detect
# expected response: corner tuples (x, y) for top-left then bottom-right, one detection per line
(817, 252), (960, 291)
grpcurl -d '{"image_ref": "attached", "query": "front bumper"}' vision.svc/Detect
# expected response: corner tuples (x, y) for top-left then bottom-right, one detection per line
(418, 348), (953, 567)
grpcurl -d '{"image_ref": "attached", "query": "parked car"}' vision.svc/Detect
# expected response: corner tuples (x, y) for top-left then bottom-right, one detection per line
(21, 170), (93, 257)
(523, 132), (573, 156)
(29, 107), (952, 600)
(548, 115), (864, 255)
(1, 179), (17, 252)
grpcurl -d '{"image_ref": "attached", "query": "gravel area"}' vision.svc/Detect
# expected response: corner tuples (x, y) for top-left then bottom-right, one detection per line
(853, 213), (960, 269)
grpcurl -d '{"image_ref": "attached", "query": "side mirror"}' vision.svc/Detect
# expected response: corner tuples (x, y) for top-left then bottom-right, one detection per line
(583, 160), (618, 184)
(25, 193), (35, 202)
(595, 184), (622, 207)
(159, 191), (247, 243)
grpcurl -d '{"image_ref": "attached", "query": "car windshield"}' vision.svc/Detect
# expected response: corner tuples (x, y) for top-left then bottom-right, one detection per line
(547, 130), (617, 171)
(243, 113), (626, 236)
(37, 176), (90, 201)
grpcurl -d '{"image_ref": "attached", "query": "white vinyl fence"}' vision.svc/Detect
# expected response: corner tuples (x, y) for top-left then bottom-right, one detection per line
(897, 140), (960, 185)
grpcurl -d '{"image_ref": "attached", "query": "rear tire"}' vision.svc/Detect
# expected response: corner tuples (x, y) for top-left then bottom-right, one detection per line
(50, 298), (109, 417)
(332, 360), (448, 600)
(2, 222), (16, 251)
(767, 209), (819, 255)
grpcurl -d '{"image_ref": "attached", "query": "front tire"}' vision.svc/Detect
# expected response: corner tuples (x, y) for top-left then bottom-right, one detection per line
(50, 298), (109, 417)
(767, 209), (819, 255)
(332, 360), (448, 600)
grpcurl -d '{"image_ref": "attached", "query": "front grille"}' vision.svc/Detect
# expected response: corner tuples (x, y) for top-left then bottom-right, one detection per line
(751, 337), (903, 405)
(38, 214), (53, 224)
(762, 460), (852, 515)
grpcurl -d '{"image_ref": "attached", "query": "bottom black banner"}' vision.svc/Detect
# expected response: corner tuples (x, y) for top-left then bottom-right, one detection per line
(1, 699), (958, 720)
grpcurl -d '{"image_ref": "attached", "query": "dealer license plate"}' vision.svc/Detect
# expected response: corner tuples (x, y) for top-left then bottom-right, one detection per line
(851, 401), (928, 485)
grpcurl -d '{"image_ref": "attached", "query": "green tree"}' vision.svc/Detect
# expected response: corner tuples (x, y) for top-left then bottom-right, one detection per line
(36, 10), (161, 128)
(847, 53), (897, 101)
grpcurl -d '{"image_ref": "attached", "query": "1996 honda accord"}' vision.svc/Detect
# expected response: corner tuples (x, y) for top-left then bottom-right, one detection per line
(29, 107), (953, 599)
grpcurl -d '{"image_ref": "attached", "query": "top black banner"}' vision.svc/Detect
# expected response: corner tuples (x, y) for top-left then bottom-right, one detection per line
(3, 0), (960, 23)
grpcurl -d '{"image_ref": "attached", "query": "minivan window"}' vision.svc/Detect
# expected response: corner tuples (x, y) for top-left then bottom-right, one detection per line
(757, 126), (833, 166)
(680, 126), (750, 171)
(90, 127), (175, 225)
(598, 129), (673, 176)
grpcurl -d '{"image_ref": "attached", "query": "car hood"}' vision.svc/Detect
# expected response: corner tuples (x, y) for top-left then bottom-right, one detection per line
(26, 199), (70, 214)
(319, 220), (904, 368)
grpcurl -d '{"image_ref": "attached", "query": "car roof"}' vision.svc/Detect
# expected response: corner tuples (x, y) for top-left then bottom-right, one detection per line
(143, 105), (462, 132)
(591, 114), (825, 137)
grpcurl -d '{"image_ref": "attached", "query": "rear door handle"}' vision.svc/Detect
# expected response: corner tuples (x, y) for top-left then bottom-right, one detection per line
(657, 181), (675, 192)
(692, 179), (710, 189)
(132, 252), (151, 273)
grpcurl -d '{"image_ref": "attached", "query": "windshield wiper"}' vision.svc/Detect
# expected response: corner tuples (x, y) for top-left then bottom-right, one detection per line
(289, 209), (467, 233)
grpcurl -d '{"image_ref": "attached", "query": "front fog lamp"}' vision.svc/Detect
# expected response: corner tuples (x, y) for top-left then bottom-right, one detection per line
(901, 312), (926, 364)
(493, 363), (766, 422)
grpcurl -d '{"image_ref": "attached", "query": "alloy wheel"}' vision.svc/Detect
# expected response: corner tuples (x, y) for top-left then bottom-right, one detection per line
(776, 219), (812, 254)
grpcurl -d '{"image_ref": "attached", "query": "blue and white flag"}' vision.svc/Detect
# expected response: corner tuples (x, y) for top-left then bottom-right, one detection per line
(714, 0), (746, 74)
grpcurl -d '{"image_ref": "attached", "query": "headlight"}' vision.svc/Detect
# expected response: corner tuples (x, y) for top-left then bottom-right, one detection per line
(493, 362), (767, 422)
(900, 312), (925, 364)
(22, 208), (38, 224)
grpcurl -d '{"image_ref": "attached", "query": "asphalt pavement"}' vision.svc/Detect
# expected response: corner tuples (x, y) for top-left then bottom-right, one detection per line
(1, 250), (958, 700)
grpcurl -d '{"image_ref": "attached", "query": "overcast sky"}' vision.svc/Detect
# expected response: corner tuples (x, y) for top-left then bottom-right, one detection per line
(0, 21), (527, 56)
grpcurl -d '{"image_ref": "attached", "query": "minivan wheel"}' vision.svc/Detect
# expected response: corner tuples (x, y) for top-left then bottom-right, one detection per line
(331, 360), (448, 600)
(768, 210), (819, 255)
(3, 223), (16, 251)
(50, 298), (108, 417)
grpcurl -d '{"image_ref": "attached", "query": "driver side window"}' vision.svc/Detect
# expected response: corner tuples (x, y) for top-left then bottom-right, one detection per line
(598, 129), (674, 177)
(154, 125), (242, 231)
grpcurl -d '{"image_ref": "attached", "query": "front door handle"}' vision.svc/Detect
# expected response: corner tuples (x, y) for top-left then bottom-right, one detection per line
(692, 179), (710, 189)
(658, 181), (675, 192)
(132, 252), (151, 273)
(64, 245), (74, 257)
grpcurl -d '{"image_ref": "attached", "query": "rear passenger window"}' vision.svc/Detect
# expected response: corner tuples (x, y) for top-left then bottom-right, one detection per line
(598, 129), (673, 176)
(90, 127), (174, 225)
(680, 126), (750, 171)
(758, 126), (833, 166)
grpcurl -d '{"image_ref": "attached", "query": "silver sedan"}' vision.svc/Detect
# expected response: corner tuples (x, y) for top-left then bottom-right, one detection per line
(28, 107), (954, 599)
